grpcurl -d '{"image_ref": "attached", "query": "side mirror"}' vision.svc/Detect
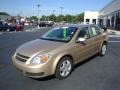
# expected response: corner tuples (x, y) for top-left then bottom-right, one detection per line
(102, 27), (107, 32)
(77, 37), (86, 43)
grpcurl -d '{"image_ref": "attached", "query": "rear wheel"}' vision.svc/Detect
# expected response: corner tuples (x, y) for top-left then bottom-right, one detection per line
(55, 57), (73, 79)
(99, 43), (107, 56)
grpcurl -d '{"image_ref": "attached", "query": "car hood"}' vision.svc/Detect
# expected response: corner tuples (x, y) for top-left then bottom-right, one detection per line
(16, 39), (65, 57)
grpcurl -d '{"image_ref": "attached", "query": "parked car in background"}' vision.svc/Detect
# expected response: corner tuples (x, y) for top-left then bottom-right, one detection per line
(15, 24), (24, 31)
(24, 21), (32, 26)
(39, 21), (46, 27)
(39, 21), (54, 27)
(0, 21), (16, 32)
(12, 24), (108, 79)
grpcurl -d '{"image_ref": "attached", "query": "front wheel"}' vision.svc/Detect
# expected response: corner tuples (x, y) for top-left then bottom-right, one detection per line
(99, 43), (107, 56)
(7, 28), (10, 32)
(55, 57), (73, 79)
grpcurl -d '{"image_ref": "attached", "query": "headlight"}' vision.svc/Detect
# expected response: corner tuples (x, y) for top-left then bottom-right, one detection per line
(30, 54), (51, 65)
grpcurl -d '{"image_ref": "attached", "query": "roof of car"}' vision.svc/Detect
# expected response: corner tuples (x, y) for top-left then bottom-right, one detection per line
(58, 24), (97, 29)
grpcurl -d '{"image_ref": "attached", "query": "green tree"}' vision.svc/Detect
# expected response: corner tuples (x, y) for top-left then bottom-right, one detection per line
(0, 12), (10, 16)
(77, 12), (84, 22)
(65, 14), (72, 23)
(48, 14), (56, 21)
(41, 15), (47, 21)
(31, 12), (84, 23)
(28, 16), (38, 22)
(57, 15), (65, 22)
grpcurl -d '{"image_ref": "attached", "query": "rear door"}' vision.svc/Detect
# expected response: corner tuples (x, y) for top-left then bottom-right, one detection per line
(89, 26), (103, 53)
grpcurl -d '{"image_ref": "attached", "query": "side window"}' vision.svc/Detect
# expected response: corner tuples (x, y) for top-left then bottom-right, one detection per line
(88, 28), (93, 37)
(91, 27), (97, 35)
(78, 27), (89, 39)
(94, 26), (102, 35)
(90, 26), (101, 37)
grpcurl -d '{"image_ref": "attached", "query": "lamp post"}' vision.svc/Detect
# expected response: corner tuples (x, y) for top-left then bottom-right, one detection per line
(71, 8), (74, 23)
(52, 10), (55, 22)
(37, 4), (40, 29)
(60, 7), (63, 22)
(60, 7), (63, 15)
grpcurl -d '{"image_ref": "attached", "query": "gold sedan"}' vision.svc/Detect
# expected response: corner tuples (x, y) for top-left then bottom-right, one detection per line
(12, 24), (108, 79)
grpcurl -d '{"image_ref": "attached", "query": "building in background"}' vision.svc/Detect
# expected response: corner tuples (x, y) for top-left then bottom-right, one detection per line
(84, 0), (120, 30)
(84, 11), (99, 24)
(98, 0), (120, 30)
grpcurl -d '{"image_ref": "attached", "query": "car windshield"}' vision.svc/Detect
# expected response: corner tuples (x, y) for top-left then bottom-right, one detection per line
(41, 27), (77, 42)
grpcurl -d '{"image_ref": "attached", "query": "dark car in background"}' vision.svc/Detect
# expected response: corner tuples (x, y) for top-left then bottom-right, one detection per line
(0, 21), (24, 32)
(0, 21), (16, 32)
(39, 21), (54, 27)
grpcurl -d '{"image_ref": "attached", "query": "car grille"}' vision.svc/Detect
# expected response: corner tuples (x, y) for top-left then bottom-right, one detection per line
(15, 53), (30, 62)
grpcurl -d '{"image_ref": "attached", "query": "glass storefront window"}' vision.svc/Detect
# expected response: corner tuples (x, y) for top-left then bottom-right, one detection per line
(116, 12), (120, 30)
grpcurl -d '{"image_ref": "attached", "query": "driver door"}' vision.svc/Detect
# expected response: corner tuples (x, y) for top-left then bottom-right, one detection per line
(73, 26), (95, 63)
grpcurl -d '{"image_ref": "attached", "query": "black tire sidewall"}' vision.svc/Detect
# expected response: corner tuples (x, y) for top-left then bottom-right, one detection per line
(55, 56), (73, 79)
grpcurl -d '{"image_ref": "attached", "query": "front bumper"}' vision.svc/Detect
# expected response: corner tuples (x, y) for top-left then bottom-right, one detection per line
(12, 56), (54, 78)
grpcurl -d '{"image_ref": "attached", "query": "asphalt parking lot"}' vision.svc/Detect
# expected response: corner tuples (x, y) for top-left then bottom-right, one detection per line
(0, 27), (120, 90)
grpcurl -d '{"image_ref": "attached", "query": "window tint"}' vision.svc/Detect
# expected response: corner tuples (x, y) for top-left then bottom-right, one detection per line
(94, 26), (101, 35)
(41, 27), (77, 42)
(90, 26), (101, 37)
(78, 27), (89, 39)
(91, 27), (97, 35)
(88, 28), (93, 37)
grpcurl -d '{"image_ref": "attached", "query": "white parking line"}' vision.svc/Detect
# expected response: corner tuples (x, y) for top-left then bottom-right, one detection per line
(108, 35), (120, 37)
(108, 41), (120, 43)
(25, 30), (36, 32)
(9, 32), (16, 33)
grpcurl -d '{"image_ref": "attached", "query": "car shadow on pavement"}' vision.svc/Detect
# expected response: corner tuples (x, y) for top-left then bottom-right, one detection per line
(31, 75), (55, 81)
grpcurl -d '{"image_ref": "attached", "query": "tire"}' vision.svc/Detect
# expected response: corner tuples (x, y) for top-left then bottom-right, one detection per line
(99, 43), (107, 56)
(7, 28), (10, 32)
(55, 56), (73, 79)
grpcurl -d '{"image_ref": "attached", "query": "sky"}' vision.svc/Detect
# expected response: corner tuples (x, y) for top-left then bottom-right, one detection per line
(0, 0), (112, 17)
